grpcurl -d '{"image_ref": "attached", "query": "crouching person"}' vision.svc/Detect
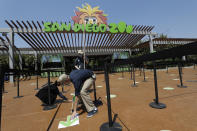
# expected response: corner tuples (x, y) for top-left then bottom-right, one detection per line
(36, 74), (69, 105)
(63, 69), (97, 119)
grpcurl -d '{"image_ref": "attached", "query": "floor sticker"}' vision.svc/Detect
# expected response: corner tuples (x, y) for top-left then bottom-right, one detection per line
(163, 87), (174, 90)
(96, 85), (103, 88)
(173, 79), (179, 81)
(30, 83), (36, 86)
(58, 115), (79, 129)
(170, 74), (175, 76)
(105, 94), (117, 99)
(118, 78), (123, 80)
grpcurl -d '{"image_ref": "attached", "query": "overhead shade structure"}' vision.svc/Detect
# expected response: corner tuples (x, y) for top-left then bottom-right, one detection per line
(5, 20), (155, 55)
(134, 38), (197, 49)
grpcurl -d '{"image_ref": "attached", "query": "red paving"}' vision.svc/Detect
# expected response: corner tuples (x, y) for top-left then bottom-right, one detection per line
(2, 67), (197, 131)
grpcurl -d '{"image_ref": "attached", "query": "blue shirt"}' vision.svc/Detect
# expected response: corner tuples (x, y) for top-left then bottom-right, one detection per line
(70, 69), (94, 96)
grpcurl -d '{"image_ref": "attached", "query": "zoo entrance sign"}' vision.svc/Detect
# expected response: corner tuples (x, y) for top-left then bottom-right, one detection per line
(43, 22), (133, 34)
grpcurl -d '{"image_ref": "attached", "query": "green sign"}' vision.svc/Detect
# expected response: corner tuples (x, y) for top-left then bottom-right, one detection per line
(43, 21), (133, 34)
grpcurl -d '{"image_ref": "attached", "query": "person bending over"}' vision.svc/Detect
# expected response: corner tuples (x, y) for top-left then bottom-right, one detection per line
(63, 69), (97, 119)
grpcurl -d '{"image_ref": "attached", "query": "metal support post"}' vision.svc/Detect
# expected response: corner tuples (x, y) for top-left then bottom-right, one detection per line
(166, 65), (168, 73)
(43, 71), (57, 110)
(143, 64), (147, 82)
(131, 65), (137, 87)
(100, 63), (122, 131)
(0, 64), (4, 130)
(149, 62), (166, 109)
(177, 63), (187, 88)
(149, 35), (154, 53)
(14, 72), (23, 98)
(8, 32), (14, 82)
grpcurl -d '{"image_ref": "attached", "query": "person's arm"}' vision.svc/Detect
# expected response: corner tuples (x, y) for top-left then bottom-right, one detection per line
(71, 96), (79, 120)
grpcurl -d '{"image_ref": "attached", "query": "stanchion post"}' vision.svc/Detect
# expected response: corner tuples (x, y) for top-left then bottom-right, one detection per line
(143, 64), (147, 82)
(139, 65), (142, 76)
(14, 72), (23, 99)
(43, 70), (57, 110)
(35, 70), (39, 90)
(130, 64), (132, 80)
(166, 65), (168, 73)
(177, 63), (187, 88)
(100, 63), (122, 131)
(121, 65), (124, 78)
(149, 62), (166, 109)
(131, 64), (137, 87)
(48, 71), (51, 105)
(0, 64), (4, 129)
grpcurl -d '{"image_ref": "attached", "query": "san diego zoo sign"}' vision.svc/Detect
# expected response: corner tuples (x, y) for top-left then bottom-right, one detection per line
(43, 22), (133, 34)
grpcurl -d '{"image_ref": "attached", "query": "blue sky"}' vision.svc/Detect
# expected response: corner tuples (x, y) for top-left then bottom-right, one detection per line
(0, 0), (197, 47)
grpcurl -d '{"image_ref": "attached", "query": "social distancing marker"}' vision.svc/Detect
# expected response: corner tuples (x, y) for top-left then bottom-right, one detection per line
(118, 77), (123, 80)
(30, 83), (36, 86)
(145, 77), (149, 78)
(170, 74), (175, 76)
(135, 82), (140, 84)
(105, 94), (117, 99)
(58, 115), (79, 129)
(173, 78), (179, 81)
(163, 87), (174, 90)
(96, 85), (103, 88)
(70, 93), (75, 96)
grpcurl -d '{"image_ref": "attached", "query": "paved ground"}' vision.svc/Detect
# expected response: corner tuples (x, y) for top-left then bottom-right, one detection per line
(2, 66), (197, 131)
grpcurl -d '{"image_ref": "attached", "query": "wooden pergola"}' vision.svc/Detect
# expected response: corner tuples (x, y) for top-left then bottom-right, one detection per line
(4, 20), (155, 55)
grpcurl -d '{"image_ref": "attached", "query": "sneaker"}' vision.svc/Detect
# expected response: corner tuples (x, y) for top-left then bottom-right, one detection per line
(87, 108), (98, 118)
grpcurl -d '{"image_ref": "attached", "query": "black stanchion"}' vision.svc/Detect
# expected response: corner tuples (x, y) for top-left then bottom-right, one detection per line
(177, 63), (187, 88)
(43, 71), (57, 111)
(121, 66), (124, 78)
(143, 64), (147, 82)
(2, 74), (8, 94)
(0, 64), (4, 130)
(194, 63), (195, 69)
(130, 64), (132, 80)
(149, 62), (166, 109)
(14, 73), (23, 99)
(35, 70), (39, 90)
(93, 81), (103, 106)
(100, 63), (122, 131)
(166, 65), (168, 73)
(139, 66), (142, 76)
(131, 65), (137, 87)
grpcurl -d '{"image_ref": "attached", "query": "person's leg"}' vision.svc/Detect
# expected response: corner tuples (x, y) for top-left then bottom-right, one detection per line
(80, 78), (96, 112)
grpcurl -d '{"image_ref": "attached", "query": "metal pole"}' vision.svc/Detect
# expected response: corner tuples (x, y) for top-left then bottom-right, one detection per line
(153, 63), (159, 104)
(36, 70), (39, 90)
(149, 35), (154, 53)
(14, 72), (23, 98)
(121, 66), (124, 78)
(166, 65), (168, 73)
(143, 64), (146, 82)
(100, 63), (122, 131)
(93, 81), (97, 102)
(104, 63), (113, 127)
(47, 71), (51, 105)
(0, 64), (4, 130)
(8, 32), (14, 82)
(149, 62), (166, 109)
(132, 65), (137, 87)
(130, 64), (132, 80)
(83, 24), (86, 69)
(177, 63), (187, 88)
